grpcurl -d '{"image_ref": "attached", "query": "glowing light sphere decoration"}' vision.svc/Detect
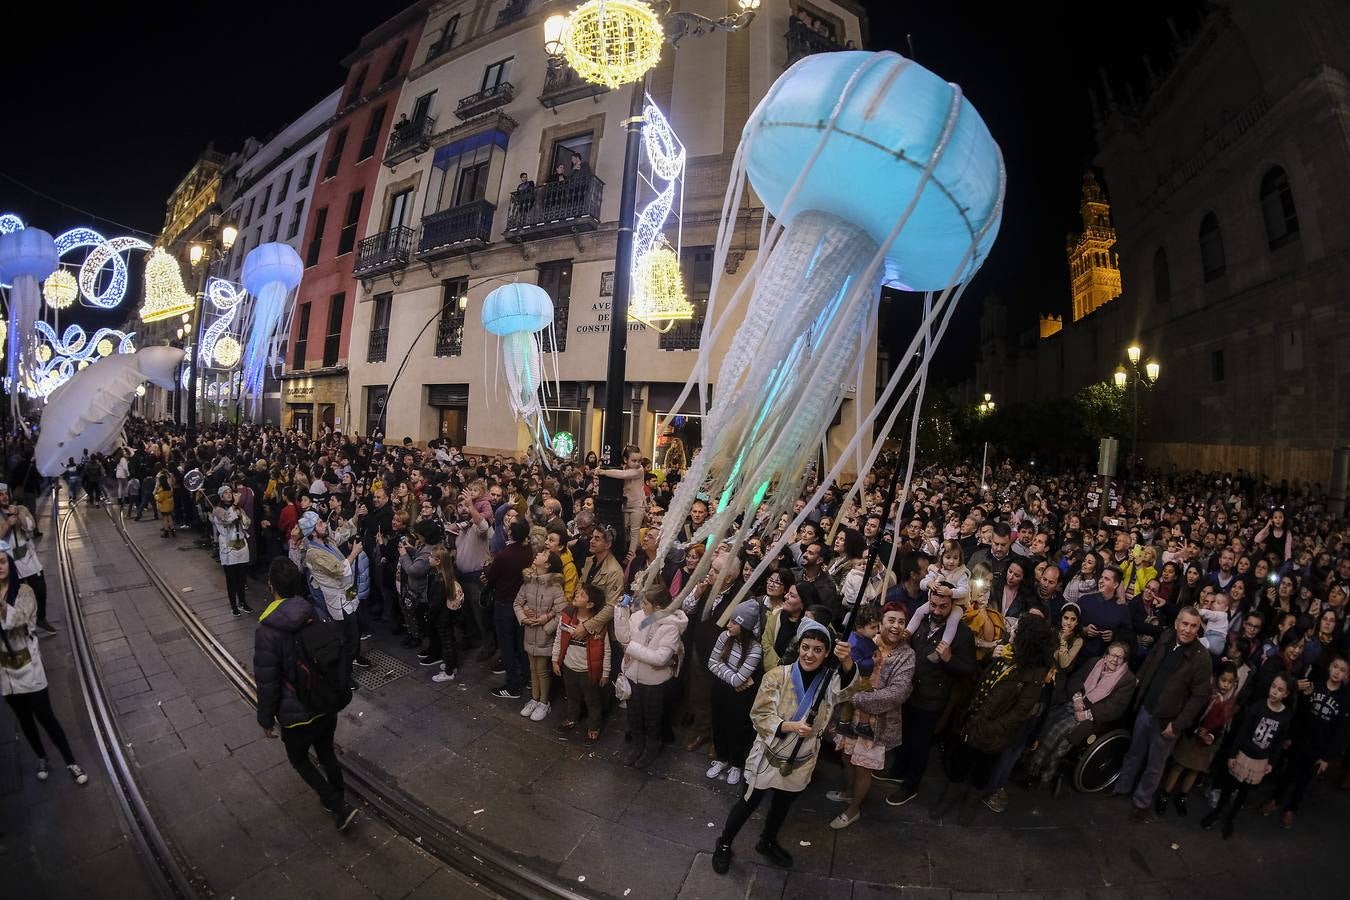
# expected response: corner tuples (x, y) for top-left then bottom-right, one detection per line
(562, 0), (664, 90)
(141, 247), (195, 323)
(480, 283), (558, 456)
(240, 243), (303, 414)
(200, 277), (247, 371)
(43, 269), (79, 309)
(0, 226), (60, 417)
(36, 344), (52, 363)
(638, 50), (1005, 611)
(212, 335), (242, 368)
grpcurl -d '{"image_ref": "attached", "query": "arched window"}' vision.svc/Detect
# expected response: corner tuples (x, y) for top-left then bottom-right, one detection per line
(1260, 166), (1300, 249)
(1153, 247), (1170, 303)
(1199, 212), (1226, 281)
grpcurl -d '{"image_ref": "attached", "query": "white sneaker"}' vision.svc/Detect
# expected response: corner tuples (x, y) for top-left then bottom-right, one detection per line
(520, 699), (539, 717)
(432, 670), (456, 683)
(68, 764), (89, 785)
(530, 702), (550, 722)
(725, 767), (742, 786)
(706, 760), (728, 779)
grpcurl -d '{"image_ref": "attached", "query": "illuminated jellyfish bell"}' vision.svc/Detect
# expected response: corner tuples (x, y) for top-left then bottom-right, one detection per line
(480, 283), (555, 449)
(0, 227), (60, 405)
(642, 50), (1005, 602)
(745, 50), (1003, 292)
(241, 242), (303, 411)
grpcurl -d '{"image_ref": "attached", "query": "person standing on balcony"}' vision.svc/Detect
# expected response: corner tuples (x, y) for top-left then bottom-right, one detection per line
(569, 151), (591, 183)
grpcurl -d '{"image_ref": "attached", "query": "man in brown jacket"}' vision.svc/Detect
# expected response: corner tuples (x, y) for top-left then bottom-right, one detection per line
(1112, 606), (1212, 819)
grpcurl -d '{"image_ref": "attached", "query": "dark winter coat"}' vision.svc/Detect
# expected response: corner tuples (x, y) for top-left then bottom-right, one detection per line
(1134, 629), (1213, 732)
(959, 662), (1051, 754)
(253, 595), (323, 729)
(907, 613), (977, 712)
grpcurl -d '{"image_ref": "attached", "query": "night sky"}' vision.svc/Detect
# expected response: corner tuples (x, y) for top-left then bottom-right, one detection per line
(0, 0), (1200, 373)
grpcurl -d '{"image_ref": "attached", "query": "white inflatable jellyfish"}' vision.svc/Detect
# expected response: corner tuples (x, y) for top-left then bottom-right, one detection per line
(34, 345), (185, 476)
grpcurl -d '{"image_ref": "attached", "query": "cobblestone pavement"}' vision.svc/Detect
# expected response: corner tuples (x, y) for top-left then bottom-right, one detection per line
(26, 503), (1350, 899)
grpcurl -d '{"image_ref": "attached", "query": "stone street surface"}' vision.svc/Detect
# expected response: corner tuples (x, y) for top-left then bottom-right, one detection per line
(10, 503), (1347, 898)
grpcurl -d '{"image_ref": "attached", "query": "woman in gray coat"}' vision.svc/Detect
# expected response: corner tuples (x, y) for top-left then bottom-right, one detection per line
(828, 602), (915, 829)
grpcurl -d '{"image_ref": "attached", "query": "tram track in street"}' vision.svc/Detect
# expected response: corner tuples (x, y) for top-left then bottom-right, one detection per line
(55, 507), (206, 899)
(93, 507), (585, 900)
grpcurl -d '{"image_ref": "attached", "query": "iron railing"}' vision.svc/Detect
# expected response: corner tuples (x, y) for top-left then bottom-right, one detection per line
(455, 82), (515, 120)
(367, 327), (389, 363)
(496, 0), (531, 28)
(539, 63), (608, 108)
(503, 176), (604, 241)
(785, 18), (846, 67)
(385, 115), (435, 166)
(417, 200), (495, 258)
(353, 225), (414, 276)
(435, 315), (464, 357)
(659, 310), (707, 351)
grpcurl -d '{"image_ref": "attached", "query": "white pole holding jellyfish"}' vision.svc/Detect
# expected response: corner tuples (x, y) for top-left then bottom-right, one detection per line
(240, 242), (303, 418)
(480, 282), (559, 458)
(639, 49), (1006, 604)
(0, 227), (60, 422)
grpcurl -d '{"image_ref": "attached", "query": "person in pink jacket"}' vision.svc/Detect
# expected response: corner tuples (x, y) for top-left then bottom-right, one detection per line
(616, 579), (688, 770)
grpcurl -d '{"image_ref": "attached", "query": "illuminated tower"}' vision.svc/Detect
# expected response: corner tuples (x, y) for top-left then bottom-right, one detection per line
(1066, 171), (1122, 321)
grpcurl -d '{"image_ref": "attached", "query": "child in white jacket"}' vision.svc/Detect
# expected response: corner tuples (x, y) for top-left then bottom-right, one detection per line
(615, 581), (688, 771)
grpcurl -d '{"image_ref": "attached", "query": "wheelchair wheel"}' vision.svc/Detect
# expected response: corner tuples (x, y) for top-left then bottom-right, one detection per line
(1074, 729), (1130, 793)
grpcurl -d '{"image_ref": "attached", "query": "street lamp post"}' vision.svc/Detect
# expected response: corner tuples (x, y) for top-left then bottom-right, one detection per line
(1113, 343), (1160, 477)
(185, 224), (237, 447)
(543, 0), (759, 553)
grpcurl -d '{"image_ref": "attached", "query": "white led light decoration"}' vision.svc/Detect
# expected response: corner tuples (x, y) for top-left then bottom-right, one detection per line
(26, 321), (137, 398)
(0, 213), (23, 290)
(141, 247), (195, 323)
(43, 269), (79, 309)
(55, 228), (151, 309)
(630, 96), (693, 327)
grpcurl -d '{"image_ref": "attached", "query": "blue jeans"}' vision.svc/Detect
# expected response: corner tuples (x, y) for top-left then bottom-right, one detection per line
(492, 601), (526, 693)
(1114, 707), (1176, 808)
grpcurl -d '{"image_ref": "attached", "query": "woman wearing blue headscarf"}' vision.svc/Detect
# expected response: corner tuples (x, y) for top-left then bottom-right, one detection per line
(711, 618), (856, 875)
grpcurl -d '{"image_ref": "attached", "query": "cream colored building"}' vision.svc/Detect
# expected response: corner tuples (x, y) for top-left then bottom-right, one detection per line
(345, 0), (874, 468)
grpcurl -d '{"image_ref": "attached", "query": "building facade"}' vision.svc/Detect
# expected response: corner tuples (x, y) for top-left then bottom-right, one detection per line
(968, 0), (1350, 484)
(342, 0), (875, 468)
(213, 89), (342, 424)
(283, 2), (431, 436)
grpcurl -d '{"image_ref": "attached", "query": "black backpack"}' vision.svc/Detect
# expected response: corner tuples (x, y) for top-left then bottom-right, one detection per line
(289, 618), (352, 715)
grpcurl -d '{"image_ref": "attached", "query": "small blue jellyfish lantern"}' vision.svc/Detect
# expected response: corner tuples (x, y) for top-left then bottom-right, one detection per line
(480, 283), (556, 450)
(241, 242), (304, 411)
(641, 49), (1005, 606)
(0, 227), (60, 406)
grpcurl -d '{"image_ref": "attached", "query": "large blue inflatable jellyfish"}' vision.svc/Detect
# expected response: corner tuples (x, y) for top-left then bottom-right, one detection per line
(241, 242), (303, 415)
(641, 50), (1005, 603)
(0, 227), (59, 417)
(480, 282), (557, 453)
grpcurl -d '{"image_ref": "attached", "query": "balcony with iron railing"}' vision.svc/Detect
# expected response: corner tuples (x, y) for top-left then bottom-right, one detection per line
(659, 309), (707, 351)
(539, 62), (609, 109)
(353, 225), (414, 277)
(496, 0), (531, 28)
(455, 82), (515, 120)
(417, 199), (495, 260)
(385, 115), (436, 167)
(435, 315), (464, 357)
(503, 176), (604, 243)
(367, 327), (389, 363)
(785, 17), (847, 68)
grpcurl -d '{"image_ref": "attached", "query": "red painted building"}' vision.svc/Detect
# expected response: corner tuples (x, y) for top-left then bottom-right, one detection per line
(283, 2), (429, 435)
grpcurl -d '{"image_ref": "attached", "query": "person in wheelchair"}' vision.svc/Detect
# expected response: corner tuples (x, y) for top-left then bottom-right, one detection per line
(1026, 640), (1136, 788)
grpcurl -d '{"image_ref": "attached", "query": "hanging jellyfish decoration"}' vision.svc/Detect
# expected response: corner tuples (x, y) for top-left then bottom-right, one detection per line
(639, 50), (1006, 604)
(34, 345), (185, 476)
(0, 227), (60, 421)
(240, 242), (303, 416)
(480, 283), (559, 458)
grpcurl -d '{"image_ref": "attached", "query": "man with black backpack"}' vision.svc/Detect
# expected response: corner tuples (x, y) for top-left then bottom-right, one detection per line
(254, 558), (357, 831)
